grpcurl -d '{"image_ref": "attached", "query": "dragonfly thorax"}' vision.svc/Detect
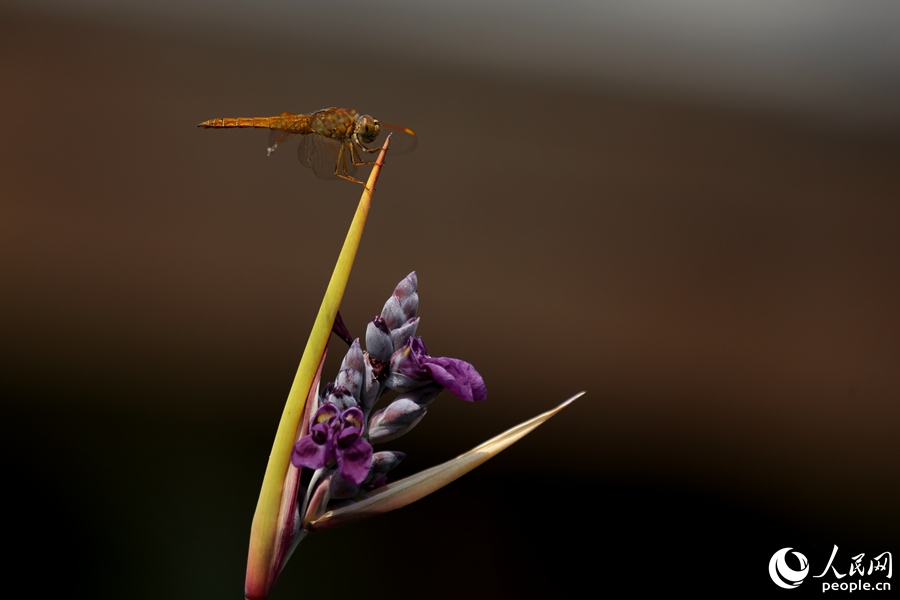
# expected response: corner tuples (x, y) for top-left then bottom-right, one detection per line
(354, 115), (381, 145)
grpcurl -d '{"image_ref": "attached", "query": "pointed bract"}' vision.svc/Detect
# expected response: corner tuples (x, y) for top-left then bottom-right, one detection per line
(309, 392), (585, 530)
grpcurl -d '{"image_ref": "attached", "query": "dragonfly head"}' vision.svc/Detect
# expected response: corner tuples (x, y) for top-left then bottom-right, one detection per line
(354, 114), (381, 145)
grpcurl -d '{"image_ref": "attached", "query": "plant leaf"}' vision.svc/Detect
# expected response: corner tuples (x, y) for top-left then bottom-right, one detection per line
(308, 391), (585, 530)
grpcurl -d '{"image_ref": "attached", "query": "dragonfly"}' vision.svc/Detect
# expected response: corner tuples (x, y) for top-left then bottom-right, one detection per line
(197, 107), (416, 185)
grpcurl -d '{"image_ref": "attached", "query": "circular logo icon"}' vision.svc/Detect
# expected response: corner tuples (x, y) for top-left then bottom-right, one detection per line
(769, 548), (809, 589)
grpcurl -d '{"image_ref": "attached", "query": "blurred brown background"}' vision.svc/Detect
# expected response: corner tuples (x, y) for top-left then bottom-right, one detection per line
(2, 3), (898, 599)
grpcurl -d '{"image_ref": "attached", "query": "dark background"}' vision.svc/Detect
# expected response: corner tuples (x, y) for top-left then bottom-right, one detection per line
(2, 3), (898, 598)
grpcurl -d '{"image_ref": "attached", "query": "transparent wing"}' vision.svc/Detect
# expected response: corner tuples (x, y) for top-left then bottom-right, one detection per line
(268, 129), (297, 156)
(267, 112), (310, 156)
(297, 134), (356, 180)
(365, 122), (418, 156)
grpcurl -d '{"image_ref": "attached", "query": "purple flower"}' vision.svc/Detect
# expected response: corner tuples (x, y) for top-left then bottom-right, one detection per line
(291, 404), (374, 485)
(387, 337), (487, 401)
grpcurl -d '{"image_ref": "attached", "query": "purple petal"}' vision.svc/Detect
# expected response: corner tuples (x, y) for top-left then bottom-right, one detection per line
(335, 437), (374, 485)
(291, 404), (339, 469)
(390, 337), (429, 379)
(339, 407), (365, 432)
(307, 419), (332, 445)
(387, 341), (426, 386)
(313, 403), (340, 422)
(422, 357), (487, 401)
(291, 435), (331, 470)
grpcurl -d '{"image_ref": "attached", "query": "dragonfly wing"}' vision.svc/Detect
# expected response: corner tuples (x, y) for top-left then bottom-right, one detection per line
(297, 134), (356, 180)
(268, 129), (297, 156)
(369, 122), (418, 156)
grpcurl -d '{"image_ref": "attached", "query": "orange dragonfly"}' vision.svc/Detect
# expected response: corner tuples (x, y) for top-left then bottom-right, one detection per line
(198, 107), (416, 185)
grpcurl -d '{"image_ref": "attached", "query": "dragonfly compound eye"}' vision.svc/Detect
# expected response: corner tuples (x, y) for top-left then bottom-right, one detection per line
(357, 115), (381, 144)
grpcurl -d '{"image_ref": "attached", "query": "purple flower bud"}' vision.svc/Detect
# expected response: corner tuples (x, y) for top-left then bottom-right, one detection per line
(365, 316), (393, 363)
(325, 385), (357, 411)
(390, 317), (419, 352)
(383, 375), (417, 394)
(333, 339), (364, 401)
(384, 342), (424, 393)
(367, 398), (428, 444)
(398, 382), (444, 407)
(381, 272), (419, 329)
(365, 451), (406, 487)
(328, 471), (360, 500)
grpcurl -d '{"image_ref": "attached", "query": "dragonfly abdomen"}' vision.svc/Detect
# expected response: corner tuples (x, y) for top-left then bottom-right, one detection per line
(197, 116), (291, 130)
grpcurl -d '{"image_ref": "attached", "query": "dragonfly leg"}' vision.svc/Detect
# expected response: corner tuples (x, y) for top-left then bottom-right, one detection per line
(334, 143), (367, 186)
(337, 173), (367, 185)
(349, 141), (379, 167)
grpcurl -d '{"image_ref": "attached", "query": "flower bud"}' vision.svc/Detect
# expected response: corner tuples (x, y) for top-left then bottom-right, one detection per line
(381, 272), (419, 328)
(333, 339), (364, 401)
(325, 385), (357, 411)
(398, 382), (444, 407)
(365, 316), (393, 362)
(364, 451), (406, 487)
(367, 399), (427, 444)
(384, 337), (429, 393)
(360, 353), (381, 411)
(384, 337), (486, 401)
(328, 471), (360, 500)
(390, 317), (419, 352)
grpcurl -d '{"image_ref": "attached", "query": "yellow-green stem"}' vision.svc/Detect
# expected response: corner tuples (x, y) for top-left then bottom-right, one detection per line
(245, 137), (390, 600)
